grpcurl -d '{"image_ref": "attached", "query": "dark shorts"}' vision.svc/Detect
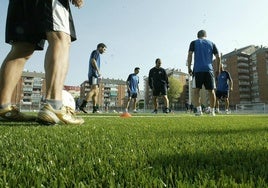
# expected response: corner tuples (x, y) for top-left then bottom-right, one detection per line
(6, 0), (76, 50)
(128, 91), (138, 98)
(192, 72), (215, 90)
(152, 85), (168, 96)
(216, 90), (229, 99)
(88, 76), (99, 85)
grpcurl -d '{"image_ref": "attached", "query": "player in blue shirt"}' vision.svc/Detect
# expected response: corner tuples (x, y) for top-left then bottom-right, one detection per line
(216, 64), (233, 114)
(125, 67), (140, 113)
(187, 30), (221, 116)
(79, 43), (106, 113)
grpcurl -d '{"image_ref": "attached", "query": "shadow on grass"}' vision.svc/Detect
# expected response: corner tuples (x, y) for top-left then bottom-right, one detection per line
(0, 120), (43, 127)
(150, 148), (268, 185)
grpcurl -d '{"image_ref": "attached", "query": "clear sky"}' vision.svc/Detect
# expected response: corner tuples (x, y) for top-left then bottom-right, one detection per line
(0, 0), (268, 89)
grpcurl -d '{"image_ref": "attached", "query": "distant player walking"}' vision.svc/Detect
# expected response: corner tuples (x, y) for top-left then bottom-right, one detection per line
(216, 64), (233, 114)
(79, 43), (107, 113)
(125, 67), (140, 113)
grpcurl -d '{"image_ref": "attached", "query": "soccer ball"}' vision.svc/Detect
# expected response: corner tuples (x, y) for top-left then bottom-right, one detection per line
(62, 90), (76, 110)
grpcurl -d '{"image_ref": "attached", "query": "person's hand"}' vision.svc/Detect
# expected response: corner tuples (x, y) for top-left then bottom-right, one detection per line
(70, 0), (84, 8)
(188, 68), (193, 76)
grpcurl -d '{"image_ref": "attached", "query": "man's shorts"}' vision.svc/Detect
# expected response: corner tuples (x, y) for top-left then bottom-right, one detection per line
(128, 91), (138, 99)
(216, 90), (229, 99)
(6, 0), (76, 50)
(88, 76), (99, 86)
(152, 85), (168, 96)
(192, 72), (215, 90)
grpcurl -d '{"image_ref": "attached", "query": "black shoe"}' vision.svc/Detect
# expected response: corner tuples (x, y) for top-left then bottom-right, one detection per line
(152, 109), (158, 114)
(92, 109), (100, 113)
(92, 106), (100, 113)
(164, 108), (170, 114)
(79, 100), (88, 113)
(79, 107), (88, 113)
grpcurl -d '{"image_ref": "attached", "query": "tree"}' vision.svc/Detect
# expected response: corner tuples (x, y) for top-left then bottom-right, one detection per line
(167, 76), (183, 107)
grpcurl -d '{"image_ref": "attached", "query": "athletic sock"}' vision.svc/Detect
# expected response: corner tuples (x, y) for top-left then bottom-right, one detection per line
(0, 103), (11, 109)
(196, 106), (202, 112)
(46, 99), (62, 110)
(80, 100), (88, 108)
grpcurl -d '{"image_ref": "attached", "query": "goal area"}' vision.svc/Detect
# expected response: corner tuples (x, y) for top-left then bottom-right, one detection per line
(235, 103), (267, 114)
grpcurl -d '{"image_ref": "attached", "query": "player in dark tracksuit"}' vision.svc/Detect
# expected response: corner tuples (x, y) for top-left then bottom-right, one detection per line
(148, 58), (170, 113)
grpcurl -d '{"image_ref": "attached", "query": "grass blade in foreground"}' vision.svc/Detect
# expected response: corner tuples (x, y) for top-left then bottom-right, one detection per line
(0, 114), (267, 187)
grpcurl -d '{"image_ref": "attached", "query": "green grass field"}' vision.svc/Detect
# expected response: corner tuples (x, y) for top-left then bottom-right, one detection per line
(0, 113), (267, 187)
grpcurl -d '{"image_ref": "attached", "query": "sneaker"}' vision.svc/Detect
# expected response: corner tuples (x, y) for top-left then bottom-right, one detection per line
(79, 100), (88, 113)
(79, 106), (88, 114)
(195, 111), (203, 116)
(37, 103), (84, 125)
(164, 108), (170, 114)
(133, 109), (138, 113)
(210, 111), (216, 116)
(152, 109), (158, 114)
(225, 110), (231, 114)
(0, 105), (36, 122)
(92, 106), (100, 114)
(92, 110), (100, 113)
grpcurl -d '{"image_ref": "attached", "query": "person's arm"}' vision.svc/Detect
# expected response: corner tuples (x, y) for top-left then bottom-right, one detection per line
(187, 41), (195, 75)
(214, 54), (221, 74)
(126, 75), (131, 91)
(148, 70), (153, 89)
(187, 51), (193, 75)
(91, 58), (101, 77)
(164, 70), (169, 89)
(212, 43), (221, 73)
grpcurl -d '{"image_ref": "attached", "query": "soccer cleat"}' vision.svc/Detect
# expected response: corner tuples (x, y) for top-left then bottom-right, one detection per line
(37, 103), (84, 125)
(79, 100), (88, 113)
(210, 111), (216, 116)
(79, 106), (88, 114)
(0, 105), (36, 122)
(133, 109), (138, 113)
(225, 110), (231, 114)
(92, 109), (100, 113)
(163, 107), (170, 114)
(195, 111), (203, 116)
(152, 109), (158, 114)
(92, 106), (100, 113)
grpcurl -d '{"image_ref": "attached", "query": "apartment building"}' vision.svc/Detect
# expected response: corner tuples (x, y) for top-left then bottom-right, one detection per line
(80, 78), (127, 111)
(11, 71), (46, 110)
(222, 45), (268, 106)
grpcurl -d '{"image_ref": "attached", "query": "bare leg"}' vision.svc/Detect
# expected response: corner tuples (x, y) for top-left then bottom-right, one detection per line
(45, 32), (71, 100)
(163, 95), (169, 108)
(92, 87), (99, 107)
(225, 98), (229, 111)
(153, 96), (158, 110)
(216, 98), (220, 109)
(133, 98), (137, 110)
(193, 88), (201, 107)
(126, 97), (131, 111)
(85, 85), (99, 104)
(208, 90), (216, 109)
(0, 43), (35, 105)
